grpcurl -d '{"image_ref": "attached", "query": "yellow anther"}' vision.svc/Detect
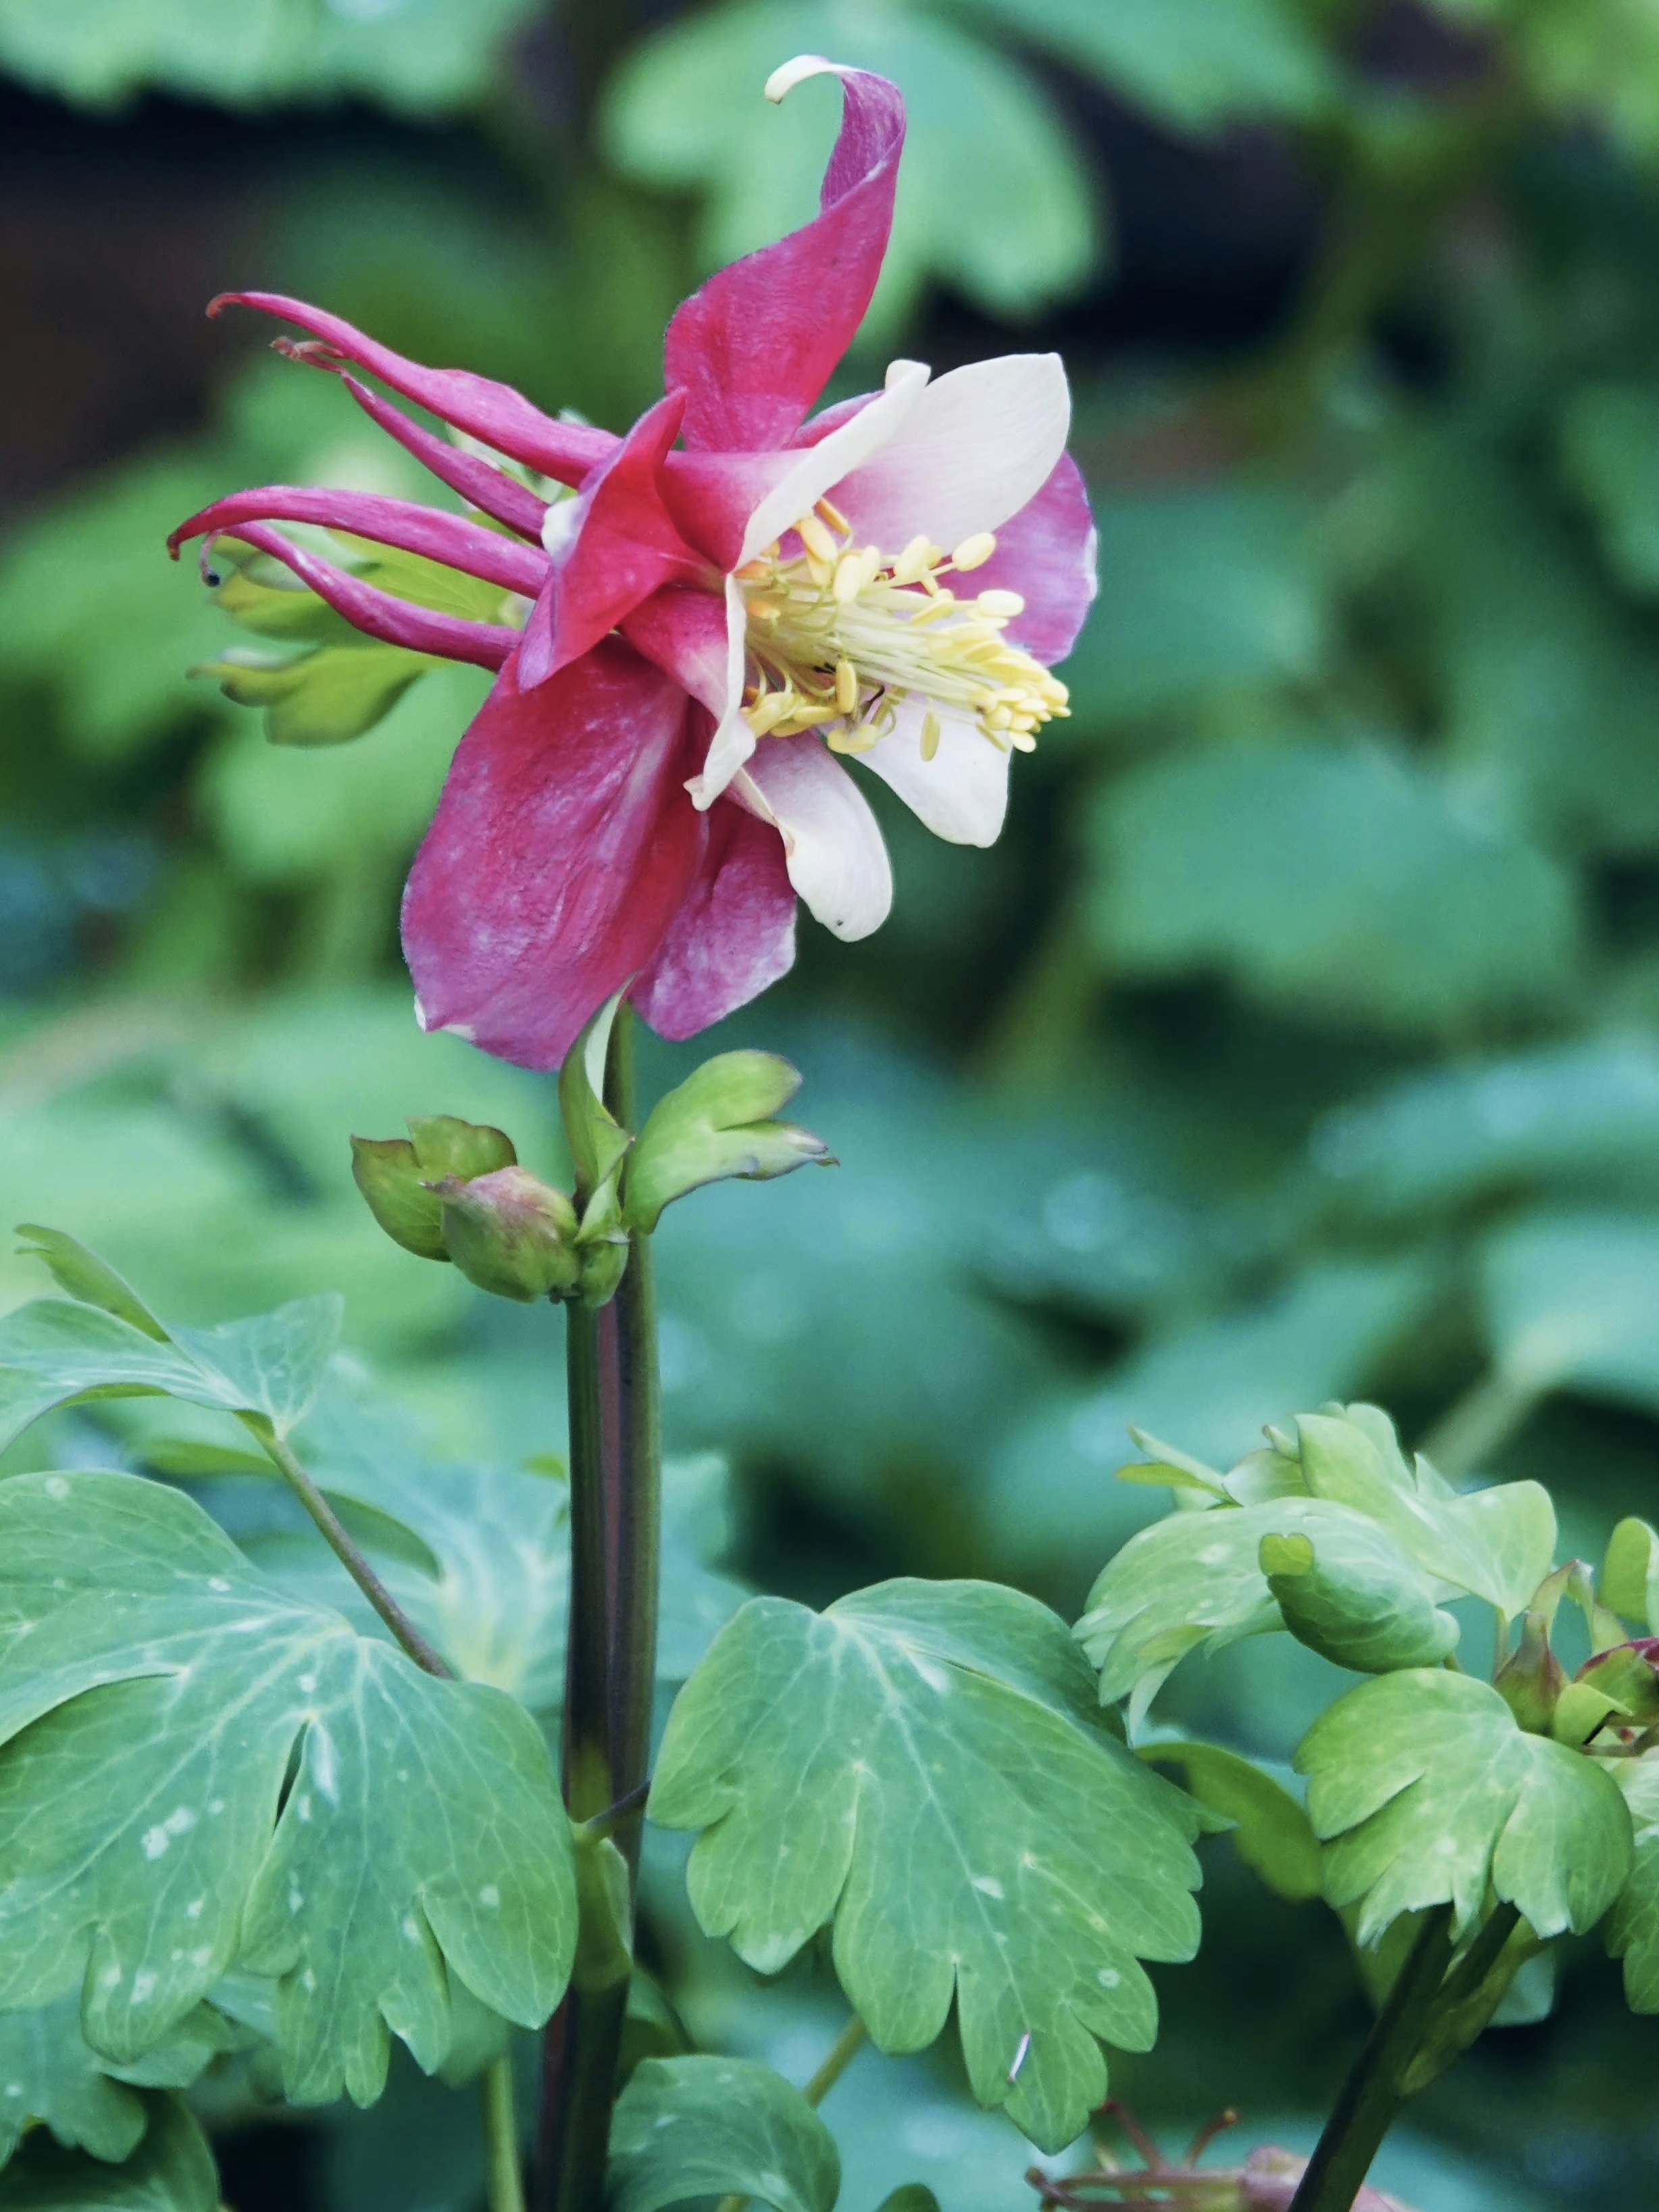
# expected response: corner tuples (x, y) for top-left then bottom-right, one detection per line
(910, 593), (959, 625)
(834, 659), (859, 715)
(816, 496), (851, 534)
(742, 691), (796, 736)
(920, 711), (942, 762)
(976, 588), (1025, 619)
(744, 595), (785, 622)
(734, 559), (773, 582)
(798, 514), (838, 563)
(827, 723), (880, 756)
(833, 553), (865, 605)
(892, 535), (935, 584)
(951, 532), (997, 571)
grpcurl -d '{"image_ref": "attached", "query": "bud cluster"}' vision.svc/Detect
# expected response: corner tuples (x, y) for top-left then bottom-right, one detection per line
(351, 996), (832, 1309)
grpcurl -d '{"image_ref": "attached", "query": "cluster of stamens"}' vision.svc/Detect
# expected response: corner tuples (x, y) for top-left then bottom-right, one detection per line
(734, 499), (1069, 761)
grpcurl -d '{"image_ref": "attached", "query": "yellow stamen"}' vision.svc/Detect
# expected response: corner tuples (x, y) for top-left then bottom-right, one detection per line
(951, 531), (998, 571)
(976, 588), (1025, 619)
(832, 553), (865, 605)
(920, 711), (942, 761)
(816, 496), (851, 533)
(798, 514), (837, 563)
(892, 535), (935, 584)
(834, 659), (859, 714)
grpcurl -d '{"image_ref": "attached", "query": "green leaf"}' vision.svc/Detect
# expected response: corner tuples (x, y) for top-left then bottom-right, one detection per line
(876, 2192), (942, 2212)
(195, 642), (429, 749)
(0, 1994), (226, 2169)
(607, 2055), (840, 2212)
(0, 0), (544, 115)
(1298, 1670), (1633, 1945)
(1139, 1741), (1323, 1902)
(958, 0), (1335, 130)
(245, 1383), (744, 1708)
(1606, 1756), (1659, 2009)
(0, 1469), (575, 2105)
(604, 1), (1100, 329)
(1, 2094), (218, 2211)
(1079, 1408), (1551, 1718)
(13, 1228), (168, 1341)
(1603, 1518), (1659, 1628)
(626, 1053), (832, 1234)
(650, 1578), (1208, 2151)
(1259, 1522), (1460, 1676)
(558, 994), (630, 1207)
(1061, 487), (1327, 726)
(0, 1287), (341, 1452)
(1086, 738), (1579, 1035)
(1477, 1210), (1659, 1414)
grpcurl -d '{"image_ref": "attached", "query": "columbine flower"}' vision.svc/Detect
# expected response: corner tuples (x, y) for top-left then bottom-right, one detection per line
(170, 54), (1097, 1071)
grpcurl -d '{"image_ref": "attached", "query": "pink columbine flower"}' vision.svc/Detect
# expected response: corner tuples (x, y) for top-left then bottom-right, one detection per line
(170, 55), (1097, 1071)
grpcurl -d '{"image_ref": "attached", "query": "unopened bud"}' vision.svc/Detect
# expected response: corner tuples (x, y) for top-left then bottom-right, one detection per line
(1573, 1638), (1659, 1731)
(434, 1167), (581, 1302)
(351, 1117), (517, 1261)
(1495, 1608), (1566, 1734)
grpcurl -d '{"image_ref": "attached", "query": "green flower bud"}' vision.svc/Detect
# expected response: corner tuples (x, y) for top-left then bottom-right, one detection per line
(1575, 1638), (1659, 1728)
(434, 1166), (581, 1302)
(1495, 1610), (1566, 1734)
(350, 1117), (517, 1260)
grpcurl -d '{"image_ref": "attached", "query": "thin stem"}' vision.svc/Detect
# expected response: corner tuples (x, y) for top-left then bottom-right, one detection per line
(241, 1418), (450, 1678)
(802, 2014), (869, 2107)
(1419, 1367), (1541, 1485)
(536, 1006), (661, 2212)
(715, 2017), (869, 2212)
(1435, 1903), (1523, 2019)
(484, 2054), (527, 2212)
(1287, 1907), (1457, 2212)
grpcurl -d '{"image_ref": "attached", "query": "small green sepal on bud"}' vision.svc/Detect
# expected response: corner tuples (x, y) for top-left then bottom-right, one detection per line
(434, 1166), (582, 1302)
(623, 1050), (833, 1235)
(350, 1116), (517, 1260)
(1495, 1560), (1598, 1734)
(1575, 1639), (1659, 1730)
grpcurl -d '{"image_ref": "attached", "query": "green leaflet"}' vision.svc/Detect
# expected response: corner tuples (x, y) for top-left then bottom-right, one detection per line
(1260, 1521), (1460, 1674)
(1077, 1404), (1555, 1720)
(1602, 1516), (1659, 1628)
(0, 1229), (341, 1451)
(1298, 1670), (1633, 1946)
(1606, 1755), (1659, 2009)
(0, 1993), (233, 2170)
(1139, 1741), (1323, 1903)
(608, 2056), (840, 2212)
(650, 1579), (1210, 2153)
(1, 2093), (218, 2211)
(0, 1470), (576, 2107)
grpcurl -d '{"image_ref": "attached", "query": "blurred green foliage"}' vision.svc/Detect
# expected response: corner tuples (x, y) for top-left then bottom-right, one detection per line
(10, 0), (1659, 2203)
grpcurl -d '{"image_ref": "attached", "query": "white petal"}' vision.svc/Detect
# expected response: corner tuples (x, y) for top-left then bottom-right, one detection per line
(860, 700), (1011, 848)
(734, 739), (892, 940)
(686, 573), (754, 807)
(832, 353), (1071, 552)
(765, 53), (841, 102)
(738, 361), (930, 564)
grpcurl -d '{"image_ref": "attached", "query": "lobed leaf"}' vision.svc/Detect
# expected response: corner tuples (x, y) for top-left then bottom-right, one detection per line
(650, 1578), (1209, 2151)
(1, 2093), (217, 2211)
(608, 2055), (840, 2212)
(0, 1470), (575, 2106)
(1606, 1755), (1659, 2010)
(0, 1994), (232, 2171)
(1298, 1669), (1632, 1946)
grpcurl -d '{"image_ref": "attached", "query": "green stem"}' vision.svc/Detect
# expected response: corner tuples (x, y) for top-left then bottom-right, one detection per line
(536, 1007), (661, 2212)
(484, 2055), (527, 2212)
(1419, 1367), (1541, 1485)
(715, 2017), (869, 2212)
(1435, 1903), (1523, 2018)
(242, 1419), (451, 1678)
(1287, 1907), (1457, 2212)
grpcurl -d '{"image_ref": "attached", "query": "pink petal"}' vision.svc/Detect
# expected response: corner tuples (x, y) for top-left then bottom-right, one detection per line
(401, 641), (706, 1071)
(633, 796), (796, 1040)
(831, 353), (1071, 552)
(334, 371), (550, 540)
(524, 392), (707, 686)
(207, 523), (517, 669)
(170, 486), (546, 598)
(619, 583), (739, 723)
(662, 449), (797, 573)
(968, 453), (1098, 666)
(734, 736), (892, 940)
(663, 60), (904, 453)
(209, 292), (617, 488)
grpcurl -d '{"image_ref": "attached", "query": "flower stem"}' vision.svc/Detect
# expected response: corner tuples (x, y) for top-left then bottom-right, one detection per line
(536, 1006), (661, 2212)
(240, 1417), (451, 1678)
(1287, 1906), (1457, 2212)
(714, 2017), (869, 2212)
(484, 2055), (527, 2212)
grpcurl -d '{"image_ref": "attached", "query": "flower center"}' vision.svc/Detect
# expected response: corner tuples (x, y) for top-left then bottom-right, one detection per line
(734, 500), (1069, 760)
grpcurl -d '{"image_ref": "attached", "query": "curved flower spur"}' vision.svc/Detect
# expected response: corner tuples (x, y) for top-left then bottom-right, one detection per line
(170, 54), (1098, 1071)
